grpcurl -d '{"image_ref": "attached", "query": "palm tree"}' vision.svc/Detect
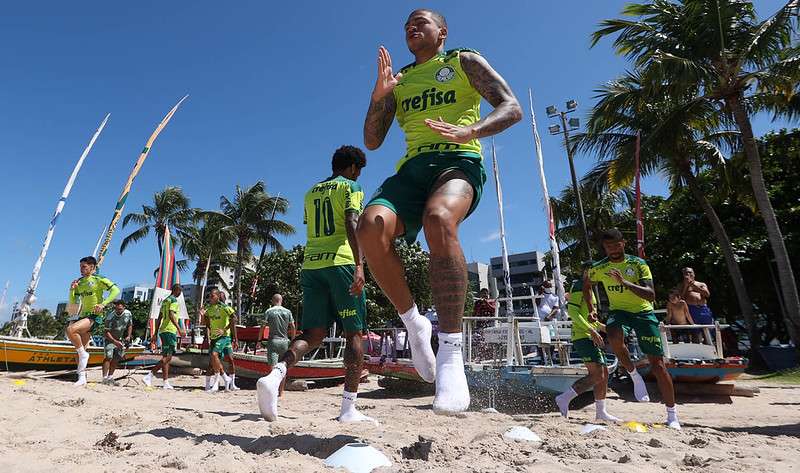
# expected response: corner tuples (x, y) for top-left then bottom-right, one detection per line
(550, 181), (634, 270)
(211, 182), (294, 317)
(572, 71), (766, 355)
(592, 0), (800, 351)
(177, 214), (236, 305)
(120, 186), (196, 255)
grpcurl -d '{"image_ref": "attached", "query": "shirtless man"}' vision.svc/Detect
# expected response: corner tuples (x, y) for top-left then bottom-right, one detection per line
(666, 289), (694, 342)
(680, 267), (713, 327)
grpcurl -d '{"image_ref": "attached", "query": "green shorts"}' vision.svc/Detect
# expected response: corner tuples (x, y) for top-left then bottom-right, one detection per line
(104, 342), (126, 361)
(78, 314), (103, 327)
(607, 310), (664, 356)
(366, 151), (486, 243)
(265, 338), (290, 365)
(573, 338), (606, 365)
(301, 265), (366, 333)
(210, 337), (233, 358)
(159, 332), (178, 356)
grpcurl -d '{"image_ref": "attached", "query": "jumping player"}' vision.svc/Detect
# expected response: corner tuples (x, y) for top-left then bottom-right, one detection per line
(357, 8), (522, 414)
(66, 256), (120, 387)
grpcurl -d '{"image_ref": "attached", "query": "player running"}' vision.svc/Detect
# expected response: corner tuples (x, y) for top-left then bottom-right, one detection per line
(257, 145), (373, 424)
(583, 229), (681, 429)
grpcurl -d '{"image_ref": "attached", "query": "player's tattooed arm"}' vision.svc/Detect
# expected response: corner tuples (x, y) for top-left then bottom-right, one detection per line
(460, 51), (522, 138)
(364, 94), (397, 150)
(365, 46), (400, 150)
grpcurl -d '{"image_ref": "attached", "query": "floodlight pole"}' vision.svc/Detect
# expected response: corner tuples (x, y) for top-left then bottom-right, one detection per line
(555, 108), (592, 261)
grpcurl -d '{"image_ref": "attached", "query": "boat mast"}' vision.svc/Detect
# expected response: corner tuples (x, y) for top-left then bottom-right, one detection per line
(490, 139), (517, 366)
(11, 114), (110, 338)
(91, 224), (108, 258)
(0, 281), (9, 319)
(527, 89), (567, 309)
(96, 95), (189, 267)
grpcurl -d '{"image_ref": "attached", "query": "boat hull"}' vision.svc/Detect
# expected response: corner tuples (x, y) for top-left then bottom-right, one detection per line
(466, 364), (589, 397)
(364, 357), (425, 382)
(232, 352), (356, 381)
(635, 357), (748, 383)
(0, 336), (144, 371)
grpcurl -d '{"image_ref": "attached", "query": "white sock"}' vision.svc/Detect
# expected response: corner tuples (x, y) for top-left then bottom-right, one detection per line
(666, 405), (681, 429)
(338, 391), (378, 424)
(204, 376), (211, 391)
(222, 372), (232, 390)
(163, 380), (174, 390)
(432, 332), (470, 415)
(595, 399), (621, 422)
(74, 371), (87, 387)
(209, 374), (219, 392)
(555, 387), (577, 417)
(256, 362), (286, 421)
(399, 304), (436, 383)
(142, 371), (153, 387)
(230, 374), (240, 390)
(628, 368), (650, 402)
(76, 346), (89, 373)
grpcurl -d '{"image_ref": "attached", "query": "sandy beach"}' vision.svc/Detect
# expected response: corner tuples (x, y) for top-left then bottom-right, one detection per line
(0, 370), (798, 473)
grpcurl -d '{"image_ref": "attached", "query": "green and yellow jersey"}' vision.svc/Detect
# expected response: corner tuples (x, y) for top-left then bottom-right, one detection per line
(158, 295), (180, 334)
(567, 280), (600, 340)
(205, 301), (235, 338)
(588, 255), (654, 313)
(302, 176), (364, 270)
(393, 48), (482, 170)
(68, 274), (119, 316)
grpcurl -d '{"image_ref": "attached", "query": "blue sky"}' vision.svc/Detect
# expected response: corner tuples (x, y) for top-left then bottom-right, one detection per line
(0, 1), (792, 320)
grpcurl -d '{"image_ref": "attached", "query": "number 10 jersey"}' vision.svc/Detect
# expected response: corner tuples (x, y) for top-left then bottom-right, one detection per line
(302, 175), (364, 270)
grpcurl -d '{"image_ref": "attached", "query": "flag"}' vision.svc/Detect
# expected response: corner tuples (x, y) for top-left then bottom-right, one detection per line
(149, 224), (191, 337)
(634, 132), (646, 258)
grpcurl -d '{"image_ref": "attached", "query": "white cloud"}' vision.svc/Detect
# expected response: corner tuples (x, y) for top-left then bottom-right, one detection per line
(480, 230), (501, 243)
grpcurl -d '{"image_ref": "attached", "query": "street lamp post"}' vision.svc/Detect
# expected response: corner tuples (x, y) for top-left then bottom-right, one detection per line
(547, 100), (592, 261)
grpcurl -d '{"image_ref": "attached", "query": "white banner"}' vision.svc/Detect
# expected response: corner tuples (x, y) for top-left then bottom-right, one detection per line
(149, 287), (190, 321)
(482, 324), (552, 345)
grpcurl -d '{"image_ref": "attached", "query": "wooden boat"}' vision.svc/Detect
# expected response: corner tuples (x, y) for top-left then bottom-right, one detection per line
(232, 352), (356, 381)
(365, 356), (424, 383)
(0, 335), (144, 371)
(228, 329), (360, 382)
(634, 323), (748, 384)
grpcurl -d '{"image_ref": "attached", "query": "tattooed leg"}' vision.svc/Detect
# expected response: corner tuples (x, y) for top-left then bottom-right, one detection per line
(423, 171), (473, 333)
(423, 172), (474, 414)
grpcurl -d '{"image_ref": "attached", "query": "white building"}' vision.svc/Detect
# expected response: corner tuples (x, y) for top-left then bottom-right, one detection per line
(121, 285), (153, 303)
(467, 262), (498, 298)
(489, 251), (546, 314)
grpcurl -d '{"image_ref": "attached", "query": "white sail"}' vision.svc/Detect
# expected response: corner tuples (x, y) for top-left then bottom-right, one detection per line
(527, 89), (567, 309)
(12, 114), (110, 337)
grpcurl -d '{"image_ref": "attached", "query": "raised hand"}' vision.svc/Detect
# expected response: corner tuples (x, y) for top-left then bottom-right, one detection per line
(424, 117), (476, 143)
(607, 269), (625, 284)
(372, 46), (402, 102)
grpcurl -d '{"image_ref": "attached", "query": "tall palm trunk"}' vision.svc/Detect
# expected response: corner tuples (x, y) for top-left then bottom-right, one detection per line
(728, 94), (800, 349)
(681, 164), (760, 360)
(234, 237), (245, 318)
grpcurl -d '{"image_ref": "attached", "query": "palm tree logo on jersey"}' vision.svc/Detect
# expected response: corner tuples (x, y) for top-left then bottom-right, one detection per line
(435, 66), (455, 83)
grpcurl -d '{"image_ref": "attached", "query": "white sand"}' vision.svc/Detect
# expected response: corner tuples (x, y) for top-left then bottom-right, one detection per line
(0, 371), (798, 473)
